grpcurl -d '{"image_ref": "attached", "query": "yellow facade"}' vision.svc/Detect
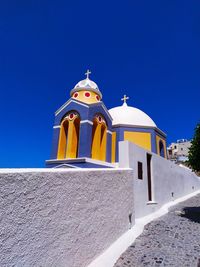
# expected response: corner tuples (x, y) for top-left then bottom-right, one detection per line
(124, 131), (151, 151)
(91, 116), (107, 161)
(91, 121), (101, 160)
(57, 113), (80, 159)
(72, 90), (101, 104)
(100, 124), (107, 161)
(111, 132), (116, 163)
(65, 120), (80, 158)
(156, 135), (167, 158)
(57, 120), (68, 159)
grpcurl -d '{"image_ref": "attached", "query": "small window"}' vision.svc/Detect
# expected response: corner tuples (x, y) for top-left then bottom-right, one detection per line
(138, 161), (143, 180)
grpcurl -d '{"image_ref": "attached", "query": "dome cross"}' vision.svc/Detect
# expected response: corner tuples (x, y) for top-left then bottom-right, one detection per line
(85, 69), (91, 79)
(121, 94), (129, 105)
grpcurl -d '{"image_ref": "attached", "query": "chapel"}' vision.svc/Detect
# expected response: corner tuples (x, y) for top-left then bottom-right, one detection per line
(46, 71), (167, 168)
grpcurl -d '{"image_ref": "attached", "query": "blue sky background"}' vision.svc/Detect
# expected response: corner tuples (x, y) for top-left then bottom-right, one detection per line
(0, 0), (199, 167)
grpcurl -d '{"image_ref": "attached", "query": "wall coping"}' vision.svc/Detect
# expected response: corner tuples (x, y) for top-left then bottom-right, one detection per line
(0, 168), (132, 174)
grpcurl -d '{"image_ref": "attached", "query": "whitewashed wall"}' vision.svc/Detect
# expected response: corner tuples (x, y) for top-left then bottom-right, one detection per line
(1, 146), (200, 267)
(0, 169), (134, 267)
(119, 141), (200, 219)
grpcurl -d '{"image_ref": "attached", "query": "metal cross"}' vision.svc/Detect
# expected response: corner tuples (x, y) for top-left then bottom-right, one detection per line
(85, 69), (91, 79)
(121, 94), (129, 104)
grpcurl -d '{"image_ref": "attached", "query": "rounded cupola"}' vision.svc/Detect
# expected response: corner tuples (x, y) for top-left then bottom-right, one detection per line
(70, 70), (102, 104)
(109, 101), (156, 128)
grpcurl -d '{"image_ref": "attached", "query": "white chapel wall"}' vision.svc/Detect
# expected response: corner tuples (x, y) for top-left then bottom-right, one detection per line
(119, 141), (200, 219)
(0, 169), (134, 267)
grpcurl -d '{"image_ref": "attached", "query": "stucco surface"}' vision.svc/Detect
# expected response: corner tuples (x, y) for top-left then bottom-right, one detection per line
(0, 169), (134, 267)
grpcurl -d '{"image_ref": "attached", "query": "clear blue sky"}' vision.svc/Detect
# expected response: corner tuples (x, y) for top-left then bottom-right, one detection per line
(0, 1), (199, 167)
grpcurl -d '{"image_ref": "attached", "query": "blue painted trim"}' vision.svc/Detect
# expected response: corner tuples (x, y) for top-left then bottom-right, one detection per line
(46, 159), (114, 168)
(106, 133), (112, 162)
(155, 130), (167, 158)
(151, 130), (157, 154)
(54, 99), (112, 130)
(55, 99), (89, 115)
(50, 128), (60, 159)
(113, 126), (164, 161)
(155, 128), (166, 139)
(158, 140), (165, 157)
(54, 100), (89, 125)
(88, 104), (112, 129)
(78, 123), (93, 158)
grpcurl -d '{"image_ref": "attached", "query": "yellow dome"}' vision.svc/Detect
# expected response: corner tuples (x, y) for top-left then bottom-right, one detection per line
(70, 71), (102, 104)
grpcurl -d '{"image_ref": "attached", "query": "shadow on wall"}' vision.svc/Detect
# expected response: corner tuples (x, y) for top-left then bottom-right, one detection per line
(180, 207), (200, 223)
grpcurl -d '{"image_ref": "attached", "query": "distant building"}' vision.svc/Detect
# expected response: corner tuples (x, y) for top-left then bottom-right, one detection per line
(167, 139), (191, 162)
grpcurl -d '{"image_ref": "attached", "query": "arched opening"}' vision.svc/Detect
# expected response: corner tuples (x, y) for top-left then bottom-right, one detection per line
(57, 119), (69, 159)
(57, 112), (80, 159)
(159, 140), (165, 158)
(91, 115), (107, 161)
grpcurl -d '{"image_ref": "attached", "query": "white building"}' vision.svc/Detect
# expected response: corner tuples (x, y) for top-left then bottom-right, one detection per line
(167, 139), (191, 162)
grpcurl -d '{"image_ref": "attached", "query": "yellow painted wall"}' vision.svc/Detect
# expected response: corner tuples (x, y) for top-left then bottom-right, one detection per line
(124, 131), (151, 151)
(100, 124), (107, 161)
(91, 122), (101, 160)
(57, 120), (68, 159)
(156, 135), (167, 158)
(72, 90), (101, 104)
(91, 118), (107, 161)
(111, 132), (116, 163)
(57, 116), (80, 159)
(66, 120), (80, 158)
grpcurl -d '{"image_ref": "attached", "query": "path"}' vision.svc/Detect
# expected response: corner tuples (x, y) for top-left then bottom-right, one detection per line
(114, 194), (200, 267)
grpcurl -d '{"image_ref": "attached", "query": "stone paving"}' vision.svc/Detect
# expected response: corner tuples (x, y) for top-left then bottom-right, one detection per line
(114, 194), (200, 267)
